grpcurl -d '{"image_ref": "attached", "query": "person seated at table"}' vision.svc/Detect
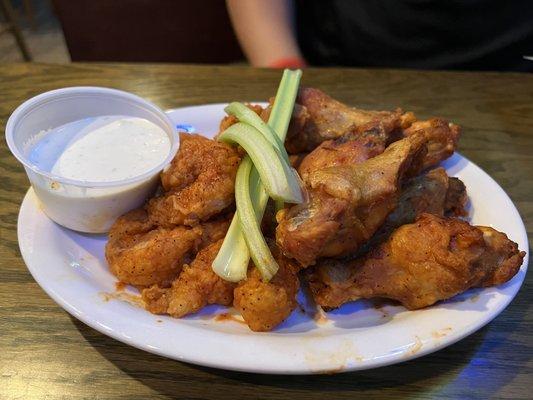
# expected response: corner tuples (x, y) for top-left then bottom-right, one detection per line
(226, 0), (533, 71)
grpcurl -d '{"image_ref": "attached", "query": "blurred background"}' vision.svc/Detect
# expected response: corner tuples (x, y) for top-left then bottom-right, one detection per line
(0, 0), (243, 63)
(1, 0), (531, 71)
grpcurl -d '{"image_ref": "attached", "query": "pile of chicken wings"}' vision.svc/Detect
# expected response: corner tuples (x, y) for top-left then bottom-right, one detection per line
(106, 88), (525, 331)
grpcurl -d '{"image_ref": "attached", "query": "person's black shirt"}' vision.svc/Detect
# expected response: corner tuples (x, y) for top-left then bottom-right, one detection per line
(296, 0), (533, 71)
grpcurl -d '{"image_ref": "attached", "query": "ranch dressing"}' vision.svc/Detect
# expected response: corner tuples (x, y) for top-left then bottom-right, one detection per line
(30, 116), (170, 182)
(27, 115), (172, 233)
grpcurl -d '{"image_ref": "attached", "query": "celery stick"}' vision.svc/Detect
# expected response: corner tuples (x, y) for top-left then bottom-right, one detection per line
(211, 166), (269, 282)
(269, 69), (302, 142)
(211, 215), (249, 282)
(224, 102), (290, 162)
(269, 69), (302, 211)
(218, 122), (302, 203)
(224, 101), (300, 212)
(235, 156), (278, 280)
(212, 69), (302, 282)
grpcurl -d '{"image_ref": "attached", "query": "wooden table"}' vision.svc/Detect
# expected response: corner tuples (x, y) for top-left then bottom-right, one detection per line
(1, 63), (531, 399)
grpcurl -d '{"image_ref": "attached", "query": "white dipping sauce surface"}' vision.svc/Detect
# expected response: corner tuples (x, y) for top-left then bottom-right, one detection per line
(25, 115), (173, 233)
(30, 116), (171, 182)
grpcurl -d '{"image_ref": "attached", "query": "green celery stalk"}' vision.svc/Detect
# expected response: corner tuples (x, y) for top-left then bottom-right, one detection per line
(224, 102), (290, 163)
(234, 156), (278, 280)
(212, 69), (302, 282)
(269, 69), (302, 141)
(218, 122), (302, 203)
(211, 161), (270, 282)
(270, 70), (303, 211)
(224, 101), (297, 213)
(211, 215), (248, 282)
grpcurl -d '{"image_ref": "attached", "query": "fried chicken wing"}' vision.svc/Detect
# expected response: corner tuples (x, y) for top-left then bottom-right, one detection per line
(297, 118), (401, 182)
(307, 214), (524, 310)
(276, 134), (427, 266)
(445, 176), (468, 217)
(363, 167), (467, 250)
(233, 245), (300, 332)
(142, 240), (236, 317)
(284, 87), (410, 153)
(403, 118), (461, 169)
(197, 214), (232, 249)
(215, 88), (459, 171)
(106, 208), (200, 287)
(142, 238), (300, 332)
(106, 210), (231, 287)
(147, 133), (241, 227)
(283, 87), (459, 167)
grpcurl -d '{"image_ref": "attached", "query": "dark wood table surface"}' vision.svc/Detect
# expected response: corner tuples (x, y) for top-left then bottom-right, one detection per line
(0, 63), (531, 400)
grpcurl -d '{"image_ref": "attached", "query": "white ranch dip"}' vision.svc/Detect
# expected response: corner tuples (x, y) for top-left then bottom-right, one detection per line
(27, 115), (172, 233)
(30, 116), (170, 182)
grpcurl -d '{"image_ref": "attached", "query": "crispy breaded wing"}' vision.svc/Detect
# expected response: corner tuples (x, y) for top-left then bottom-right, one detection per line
(106, 210), (231, 288)
(363, 167), (467, 249)
(297, 119), (400, 182)
(258, 87), (460, 165)
(276, 134), (427, 266)
(284, 87), (408, 153)
(142, 240), (235, 317)
(147, 133), (241, 227)
(307, 214), (524, 310)
(105, 208), (200, 287)
(233, 245), (300, 332)
(403, 118), (461, 169)
(197, 214), (232, 249)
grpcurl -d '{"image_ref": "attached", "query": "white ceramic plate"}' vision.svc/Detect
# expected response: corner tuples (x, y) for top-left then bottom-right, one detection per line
(17, 104), (529, 374)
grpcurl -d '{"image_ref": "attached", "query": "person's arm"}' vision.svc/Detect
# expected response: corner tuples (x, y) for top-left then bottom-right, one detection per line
(226, 0), (306, 67)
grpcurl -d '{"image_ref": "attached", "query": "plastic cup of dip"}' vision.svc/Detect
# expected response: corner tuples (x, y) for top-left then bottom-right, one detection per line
(5, 87), (178, 233)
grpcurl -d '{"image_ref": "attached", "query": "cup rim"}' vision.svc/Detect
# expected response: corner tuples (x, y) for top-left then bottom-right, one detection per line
(5, 86), (178, 188)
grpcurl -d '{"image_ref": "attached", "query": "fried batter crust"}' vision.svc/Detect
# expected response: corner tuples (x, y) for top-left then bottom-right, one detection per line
(147, 133), (241, 227)
(233, 245), (300, 332)
(142, 240), (236, 317)
(307, 214), (524, 310)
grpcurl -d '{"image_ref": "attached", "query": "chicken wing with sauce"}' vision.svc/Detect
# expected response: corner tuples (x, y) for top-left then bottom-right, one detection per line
(297, 117), (402, 182)
(147, 133), (241, 227)
(361, 167), (467, 251)
(403, 118), (461, 169)
(142, 240), (235, 317)
(233, 244), (300, 332)
(280, 88), (459, 169)
(307, 213), (524, 310)
(106, 208), (197, 287)
(143, 239), (300, 332)
(276, 134), (427, 266)
(106, 209), (230, 287)
(283, 87), (410, 154)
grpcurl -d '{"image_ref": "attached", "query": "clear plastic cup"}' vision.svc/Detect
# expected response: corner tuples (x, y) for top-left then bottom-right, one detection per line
(5, 87), (178, 233)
